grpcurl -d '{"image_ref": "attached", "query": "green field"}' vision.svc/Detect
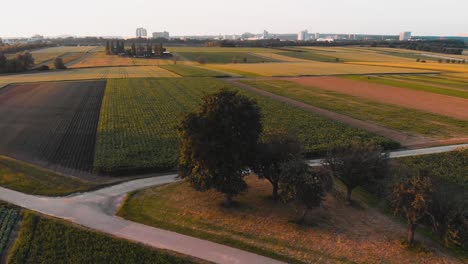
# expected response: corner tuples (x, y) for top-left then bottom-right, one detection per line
(0, 156), (96, 196)
(241, 80), (468, 137)
(160, 64), (233, 77)
(175, 52), (278, 64)
(394, 75), (468, 90)
(0, 207), (19, 258)
(278, 50), (338, 62)
(7, 211), (195, 264)
(94, 78), (394, 174)
(345, 75), (468, 99)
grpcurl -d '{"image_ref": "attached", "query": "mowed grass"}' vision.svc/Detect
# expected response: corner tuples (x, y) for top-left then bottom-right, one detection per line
(0, 156), (96, 196)
(118, 175), (460, 264)
(241, 80), (468, 138)
(94, 77), (393, 174)
(175, 52), (278, 64)
(160, 64), (234, 77)
(8, 211), (197, 264)
(345, 75), (468, 98)
(206, 62), (435, 77)
(0, 66), (178, 85)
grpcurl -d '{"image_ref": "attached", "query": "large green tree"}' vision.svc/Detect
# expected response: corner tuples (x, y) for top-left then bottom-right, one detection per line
(178, 90), (262, 207)
(252, 130), (302, 200)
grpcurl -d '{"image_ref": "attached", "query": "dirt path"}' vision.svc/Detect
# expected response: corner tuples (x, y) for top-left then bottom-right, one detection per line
(227, 79), (431, 147)
(65, 47), (101, 68)
(286, 76), (468, 120)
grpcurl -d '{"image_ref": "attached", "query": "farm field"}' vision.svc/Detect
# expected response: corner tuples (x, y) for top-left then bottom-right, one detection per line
(347, 61), (468, 73)
(160, 64), (235, 77)
(390, 74), (468, 90)
(240, 79), (468, 137)
(29, 46), (99, 65)
(118, 175), (462, 264)
(296, 47), (416, 62)
(206, 62), (436, 77)
(0, 66), (179, 85)
(345, 75), (468, 98)
(0, 156), (96, 196)
(0, 81), (105, 177)
(70, 51), (173, 68)
(174, 51), (278, 64)
(0, 207), (19, 258)
(7, 211), (196, 264)
(288, 76), (468, 120)
(94, 78), (393, 174)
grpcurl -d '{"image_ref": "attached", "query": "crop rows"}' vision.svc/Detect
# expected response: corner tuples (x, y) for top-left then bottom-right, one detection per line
(0, 81), (105, 177)
(0, 207), (19, 257)
(95, 78), (393, 174)
(8, 212), (192, 263)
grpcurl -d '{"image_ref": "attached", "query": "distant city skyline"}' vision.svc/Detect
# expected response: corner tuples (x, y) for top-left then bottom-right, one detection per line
(1, 0), (467, 38)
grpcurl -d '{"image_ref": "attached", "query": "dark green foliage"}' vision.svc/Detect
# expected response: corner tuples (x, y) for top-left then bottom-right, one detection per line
(178, 89), (262, 206)
(1, 52), (34, 73)
(391, 173), (433, 246)
(279, 160), (328, 222)
(252, 130), (303, 200)
(8, 212), (194, 264)
(324, 140), (389, 204)
(53, 57), (66, 69)
(0, 207), (19, 257)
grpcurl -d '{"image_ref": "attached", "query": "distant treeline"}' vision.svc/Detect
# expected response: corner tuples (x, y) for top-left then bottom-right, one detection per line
(0, 43), (54, 54)
(53, 37), (207, 47)
(105, 40), (168, 58)
(0, 52), (34, 73)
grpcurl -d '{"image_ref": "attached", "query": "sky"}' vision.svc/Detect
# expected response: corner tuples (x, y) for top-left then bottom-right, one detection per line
(1, 0), (467, 38)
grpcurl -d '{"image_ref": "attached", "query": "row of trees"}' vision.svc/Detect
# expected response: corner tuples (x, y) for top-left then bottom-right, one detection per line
(177, 90), (467, 248)
(0, 52), (34, 73)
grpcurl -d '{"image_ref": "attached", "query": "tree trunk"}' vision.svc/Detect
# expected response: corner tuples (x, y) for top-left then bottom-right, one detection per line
(272, 182), (279, 201)
(407, 223), (416, 246)
(224, 193), (233, 207)
(346, 187), (353, 205)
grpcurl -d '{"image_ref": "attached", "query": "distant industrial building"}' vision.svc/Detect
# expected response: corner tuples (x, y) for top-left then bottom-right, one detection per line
(262, 30), (269, 39)
(29, 34), (44, 43)
(136, 27), (148, 38)
(152, 31), (170, 39)
(297, 30), (309, 41)
(399, 31), (412, 41)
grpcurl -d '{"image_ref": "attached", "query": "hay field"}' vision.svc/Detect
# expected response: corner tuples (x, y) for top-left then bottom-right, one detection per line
(347, 61), (468, 73)
(206, 62), (436, 77)
(70, 52), (173, 68)
(0, 66), (178, 85)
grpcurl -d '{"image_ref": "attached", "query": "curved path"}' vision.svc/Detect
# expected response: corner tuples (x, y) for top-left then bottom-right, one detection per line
(0, 143), (466, 264)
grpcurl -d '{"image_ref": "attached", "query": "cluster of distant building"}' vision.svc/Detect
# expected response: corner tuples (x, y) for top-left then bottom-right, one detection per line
(1, 34), (45, 44)
(296, 30), (412, 42)
(136, 28), (170, 39)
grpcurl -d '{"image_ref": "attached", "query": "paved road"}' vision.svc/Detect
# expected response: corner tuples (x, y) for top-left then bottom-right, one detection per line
(0, 143), (466, 264)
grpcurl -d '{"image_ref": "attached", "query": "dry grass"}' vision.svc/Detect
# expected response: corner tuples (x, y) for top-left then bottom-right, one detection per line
(119, 175), (462, 264)
(206, 62), (435, 77)
(347, 61), (468, 73)
(70, 52), (172, 68)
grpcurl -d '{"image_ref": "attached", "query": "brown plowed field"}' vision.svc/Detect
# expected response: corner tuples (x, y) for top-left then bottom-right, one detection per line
(0, 80), (105, 177)
(287, 77), (468, 120)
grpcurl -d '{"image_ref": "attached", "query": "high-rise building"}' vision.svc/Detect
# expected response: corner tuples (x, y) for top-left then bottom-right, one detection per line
(262, 30), (269, 39)
(315, 32), (320, 39)
(136, 27), (147, 38)
(399, 31), (411, 41)
(298, 30), (309, 41)
(152, 31), (170, 39)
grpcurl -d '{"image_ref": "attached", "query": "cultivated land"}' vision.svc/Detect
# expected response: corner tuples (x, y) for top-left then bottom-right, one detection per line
(70, 51), (174, 68)
(119, 175), (462, 264)
(294, 47), (417, 62)
(347, 61), (468, 73)
(175, 51), (278, 64)
(289, 76), (468, 119)
(160, 64), (236, 77)
(206, 61), (436, 77)
(239, 79), (468, 139)
(7, 210), (198, 264)
(95, 78), (393, 174)
(0, 80), (105, 177)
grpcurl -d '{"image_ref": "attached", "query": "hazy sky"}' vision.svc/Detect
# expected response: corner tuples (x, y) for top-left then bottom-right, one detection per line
(1, 0), (467, 38)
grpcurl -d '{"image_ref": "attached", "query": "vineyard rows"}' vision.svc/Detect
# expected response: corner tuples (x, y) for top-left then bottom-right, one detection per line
(95, 78), (393, 174)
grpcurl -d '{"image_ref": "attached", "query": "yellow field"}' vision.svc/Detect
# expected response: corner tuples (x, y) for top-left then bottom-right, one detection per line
(347, 61), (468, 73)
(251, 52), (310, 62)
(369, 47), (468, 60)
(32, 46), (99, 54)
(298, 47), (415, 62)
(71, 52), (173, 68)
(206, 61), (436, 77)
(0, 66), (178, 85)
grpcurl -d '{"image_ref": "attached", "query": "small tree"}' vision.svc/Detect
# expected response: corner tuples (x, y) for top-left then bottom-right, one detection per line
(53, 57), (66, 69)
(324, 141), (388, 204)
(131, 43), (136, 56)
(252, 130), (302, 200)
(391, 174), (433, 246)
(178, 90), (262, 207)
(279, 159), (327, 223)
(105, 41), (111, 55)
